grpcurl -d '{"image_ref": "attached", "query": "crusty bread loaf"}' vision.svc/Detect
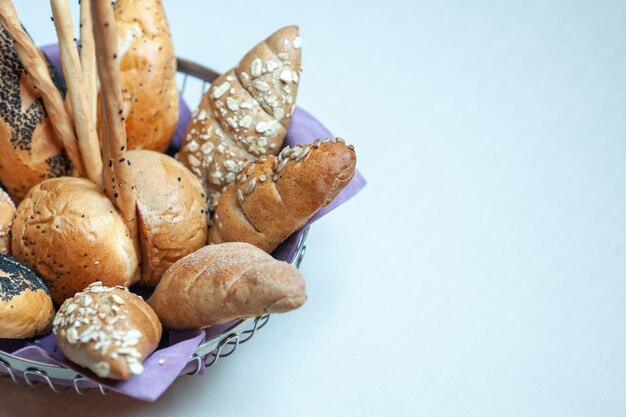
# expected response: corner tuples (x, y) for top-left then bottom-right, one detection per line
(11, 177), (138, 304)
(53, 282), (161, 380)
(0, 254), (54, 338)
(149, 242), (306, 329)
(128, 150), (208, 286)
(209, 139), (356, 253)
(0, 188), (15, 255)
(0, 22), (71, 201)
(112, 0), (178, 151)
(178, 26), (302, 200)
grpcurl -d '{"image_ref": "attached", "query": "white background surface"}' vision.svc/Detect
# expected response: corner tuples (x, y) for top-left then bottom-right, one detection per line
(2, 1), (626, 416)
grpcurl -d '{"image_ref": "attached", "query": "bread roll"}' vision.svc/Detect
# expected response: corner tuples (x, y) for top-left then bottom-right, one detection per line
(0, 254), (54, 338)
(209, 139), (356, 252)
(149, 243), (306, 329)
(0, 188), (15, 254)
(112, 0), (178, 151)
(128, 150), (208, 286)
(11, 177), (138, 303)
(53, 282), (161, 380)
(0, 23), (71, 201)
(178, 26), (302, 200)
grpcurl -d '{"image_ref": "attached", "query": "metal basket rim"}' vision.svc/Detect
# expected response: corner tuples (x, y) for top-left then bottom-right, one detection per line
(0, 56), (311, 395)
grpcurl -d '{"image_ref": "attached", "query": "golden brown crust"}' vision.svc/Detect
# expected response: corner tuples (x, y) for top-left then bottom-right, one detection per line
(11, 177), (138, 304)
(148, 243), (306, 329)
(53, 283), (161, 380)
(92, 0), (141, 268)
(0, 254), (54, 338)
(0, 0), (85, 176)
(0, 22), (71, 201)
(0, 188), (15, 254)
(51, 0), (103, 186)
(128, 150), (208, 286)
(113, 0), (178, 152)
(209, 139), (356, 252)
(178, 26), (302, 199)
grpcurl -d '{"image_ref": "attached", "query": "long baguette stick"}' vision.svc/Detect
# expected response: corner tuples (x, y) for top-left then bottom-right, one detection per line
(0, 0), (85, 176)
(91, 0), (141, 267)
(79, 0), (97, 123)
(51, 0), (102, 187)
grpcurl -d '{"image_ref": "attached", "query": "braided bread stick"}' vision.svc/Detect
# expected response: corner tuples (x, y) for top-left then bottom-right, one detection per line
(208, 138), (356, 253)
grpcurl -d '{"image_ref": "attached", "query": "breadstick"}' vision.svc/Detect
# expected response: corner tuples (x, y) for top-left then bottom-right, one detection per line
(50, 0), (102, 187)
(79, 0), (97, 123)
(91, 0), (140, 264)
(0, 0), (85, 176)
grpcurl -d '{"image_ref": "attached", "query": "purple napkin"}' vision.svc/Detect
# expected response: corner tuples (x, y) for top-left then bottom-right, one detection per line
(0, 44), (366, 401)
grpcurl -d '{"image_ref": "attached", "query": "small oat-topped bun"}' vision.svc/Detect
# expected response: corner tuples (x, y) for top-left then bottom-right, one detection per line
(0, 188), (15, 255)
(11, 177), (138, 303)
(53, 282), (161, 380)
(0, 254), (54, 339)
(128, 150), (208, 286)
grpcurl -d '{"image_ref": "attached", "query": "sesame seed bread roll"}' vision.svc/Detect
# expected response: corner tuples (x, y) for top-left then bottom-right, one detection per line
(209, 139), (356, 253)
(111, 0), (178, 152)
(0, 254), (54, 339)
(178, 26), (302, 201)
(53, 282), (162, 380)
(11, 177), (138, 304)
(148, 243), (306, 329)
(128, 150), (208, 286)
(0, 188), (15, 255)
(0, 23), (72, 201)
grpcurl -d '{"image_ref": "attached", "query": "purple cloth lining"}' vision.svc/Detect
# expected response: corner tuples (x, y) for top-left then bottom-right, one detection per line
(0, 44), (366, 401)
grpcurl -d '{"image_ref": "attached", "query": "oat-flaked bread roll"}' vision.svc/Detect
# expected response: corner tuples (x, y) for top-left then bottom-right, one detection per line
(209, 139), (356, 253)
(128, 150), (208, 286)
(0, 254), (54, 339)
(112, 0), (178, 151)
(53, 282), (161, 380)
(149, 243), (306, 329)
(178, 26), (302, 200)
(11, 177), (138, 304)
(0, 188), (15, 255)
(0, 23), (71, 201)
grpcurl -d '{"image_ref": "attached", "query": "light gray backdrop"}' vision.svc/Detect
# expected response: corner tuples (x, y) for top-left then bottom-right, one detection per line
(2, 1), (625, 416)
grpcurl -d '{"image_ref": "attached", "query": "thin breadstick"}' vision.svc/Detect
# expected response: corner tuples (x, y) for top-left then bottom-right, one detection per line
(91, 0), (141, 266)
(79, 0), (97, 123)
(51, 0), (102, 187)
(0, 0), (85, 176)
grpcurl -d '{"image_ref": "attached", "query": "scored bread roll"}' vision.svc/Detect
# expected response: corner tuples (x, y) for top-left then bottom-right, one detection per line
(209, 139), (356, 253)
(112, 0), (178, 151)
(0, 22), (72, 201)
(53, 282), (161, 380)
(149, 243), (306, 329)
(0, 254), (54, 338)
(128, 150), (208, 286)
(178, 26), (302, 200)
(11, 177), (138, 304)
(0, 188), (15, 254)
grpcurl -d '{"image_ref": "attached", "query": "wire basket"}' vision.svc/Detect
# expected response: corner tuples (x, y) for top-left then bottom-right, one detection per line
(0, 58), (311, 395)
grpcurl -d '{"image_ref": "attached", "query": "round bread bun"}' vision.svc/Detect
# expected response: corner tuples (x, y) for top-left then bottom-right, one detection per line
(53, 282), (161, 380)
(110, 0), (178, 152)
(0, 254), (54, 338)
(0, 24), (71, 201)
(0, 187), (16, 254)
(128, 150), (208, 286)
(11, 177), (138, 303)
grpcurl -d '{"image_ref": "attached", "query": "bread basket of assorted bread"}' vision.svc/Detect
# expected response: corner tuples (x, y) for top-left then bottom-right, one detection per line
(0, 0), (365, 401)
